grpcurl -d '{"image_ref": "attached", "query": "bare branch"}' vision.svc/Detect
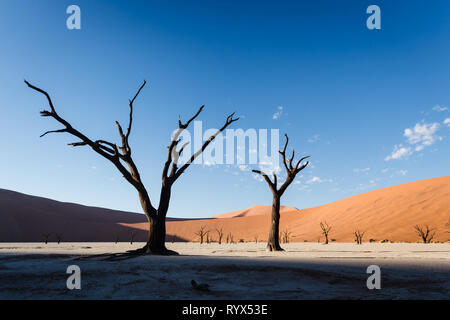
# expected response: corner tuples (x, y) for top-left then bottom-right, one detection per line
(172, 111), (239, 181)
(252, 169), (276, 193)
(126, 80), (146, 141)
(40, 129), (68, 138)
(25, 80), (157, 220)
(179, 105), (204, 129)
(25, 80), (56, 113)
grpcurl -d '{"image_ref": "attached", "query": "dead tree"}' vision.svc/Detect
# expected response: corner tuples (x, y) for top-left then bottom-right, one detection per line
(114, 235), (119, 244)
(25, 80), (238, 256)
(195, 226), (209, 244)
(56, 233), (62, 244)
(252, 134), (309, 251)
(320, 221), (332, 244)
(42, 233), (51, 244)
(215, 226), (224, 244)
(446, 220), (450, 233)
(414, 225), (436, 243)
(130, 231), (135, 245)
(254, 235), (258, 244)
(226, 232), (234, 244)
(354, 229), (365, 245)
(281, 229), (292, 244)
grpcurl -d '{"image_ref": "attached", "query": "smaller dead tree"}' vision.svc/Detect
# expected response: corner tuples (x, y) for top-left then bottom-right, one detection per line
(130, 231), (135, 245)
(254, 235), (258, 244)
(320, 221), (332, 244)
(195, 226), (209, 244)
(281, 229), (292, 244)
(42, 233), (51, 244)
(226, 232), (234, 244)
(114, 235), (119, 244)
(215, 226), (224, 244)
(56, 233), (62, 244)
(354, 229), (365, 245)
(414, 225), (436, 243)
(445, 220), (450, 233)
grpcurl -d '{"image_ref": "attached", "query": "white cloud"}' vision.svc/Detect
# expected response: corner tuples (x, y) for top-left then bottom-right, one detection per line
(385, 145), (412, 161)
(272, 106), (283, 120)
(404, 122), (441, 151)
(444, 118), (450, 127)
(307, 134), (320, 143)
(353, 167), (370, 174)
(381, 168), (389, 173)
(432, 105), (448, 112)
(307, 176), (322, 184)
(396, 169), (408, 176)
(238, 165), (249, 171)
(257, 160), (281, 175)
(306, 176), (333, 184)
(385, 121), (442, 161)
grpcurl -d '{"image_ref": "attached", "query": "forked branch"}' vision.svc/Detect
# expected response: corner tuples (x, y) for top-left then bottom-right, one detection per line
(252, 134), (309, 196)
(163, 108), (239, 183)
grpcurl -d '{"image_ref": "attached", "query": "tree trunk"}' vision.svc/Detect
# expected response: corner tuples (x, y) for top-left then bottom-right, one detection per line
(141, 184), (178, 255)
(267, 194), (284, 251)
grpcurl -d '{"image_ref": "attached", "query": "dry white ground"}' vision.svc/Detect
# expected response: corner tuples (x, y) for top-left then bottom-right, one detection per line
(0, 242), (449, 299)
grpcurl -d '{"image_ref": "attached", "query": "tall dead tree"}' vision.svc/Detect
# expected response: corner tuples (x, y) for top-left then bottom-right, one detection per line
(25, 80), (238, 255)
(354, 229), (365, 245)
(320, 221), (332, 244)
(215, 226), (224, 244)
(226, 232), (234, 244)
(414, 225), (436, 243)
(42, 233), (50, 244)
(252, 134), (309, 251)
(195, 226), (209, 244)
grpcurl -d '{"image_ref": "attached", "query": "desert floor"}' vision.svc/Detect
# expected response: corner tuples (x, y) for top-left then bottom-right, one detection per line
(0, 242), (449, 299)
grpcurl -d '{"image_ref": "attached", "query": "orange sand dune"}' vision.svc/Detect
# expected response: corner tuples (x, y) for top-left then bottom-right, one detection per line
(159, 176), (449, 243)
(1, 176), (449, 243)
(210, 205), (299, 218)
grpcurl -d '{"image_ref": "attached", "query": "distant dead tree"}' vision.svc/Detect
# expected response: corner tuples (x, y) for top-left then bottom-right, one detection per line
(320, 221), (332, 244)
(195, 226), (209, 244)
(130, 231), (136, 245)
(445, 220), (450, 233)
(226, 232), (234, 244)
(114, 235), (119, 244)
(42, 233), (51, 244)
(215, 226), (224, 244)
(252, 134), (309, 251)
(56, 233), (62, 244)
(414, 225), (436, 243)
(281, 229), (292, 244)
(25, 80), (238, 256)
(354, 229), (365, 245)
(254, 235), (258, 244)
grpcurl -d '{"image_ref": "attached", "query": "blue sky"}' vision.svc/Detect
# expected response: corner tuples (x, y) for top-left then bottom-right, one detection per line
(0, 0), (449, 218)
